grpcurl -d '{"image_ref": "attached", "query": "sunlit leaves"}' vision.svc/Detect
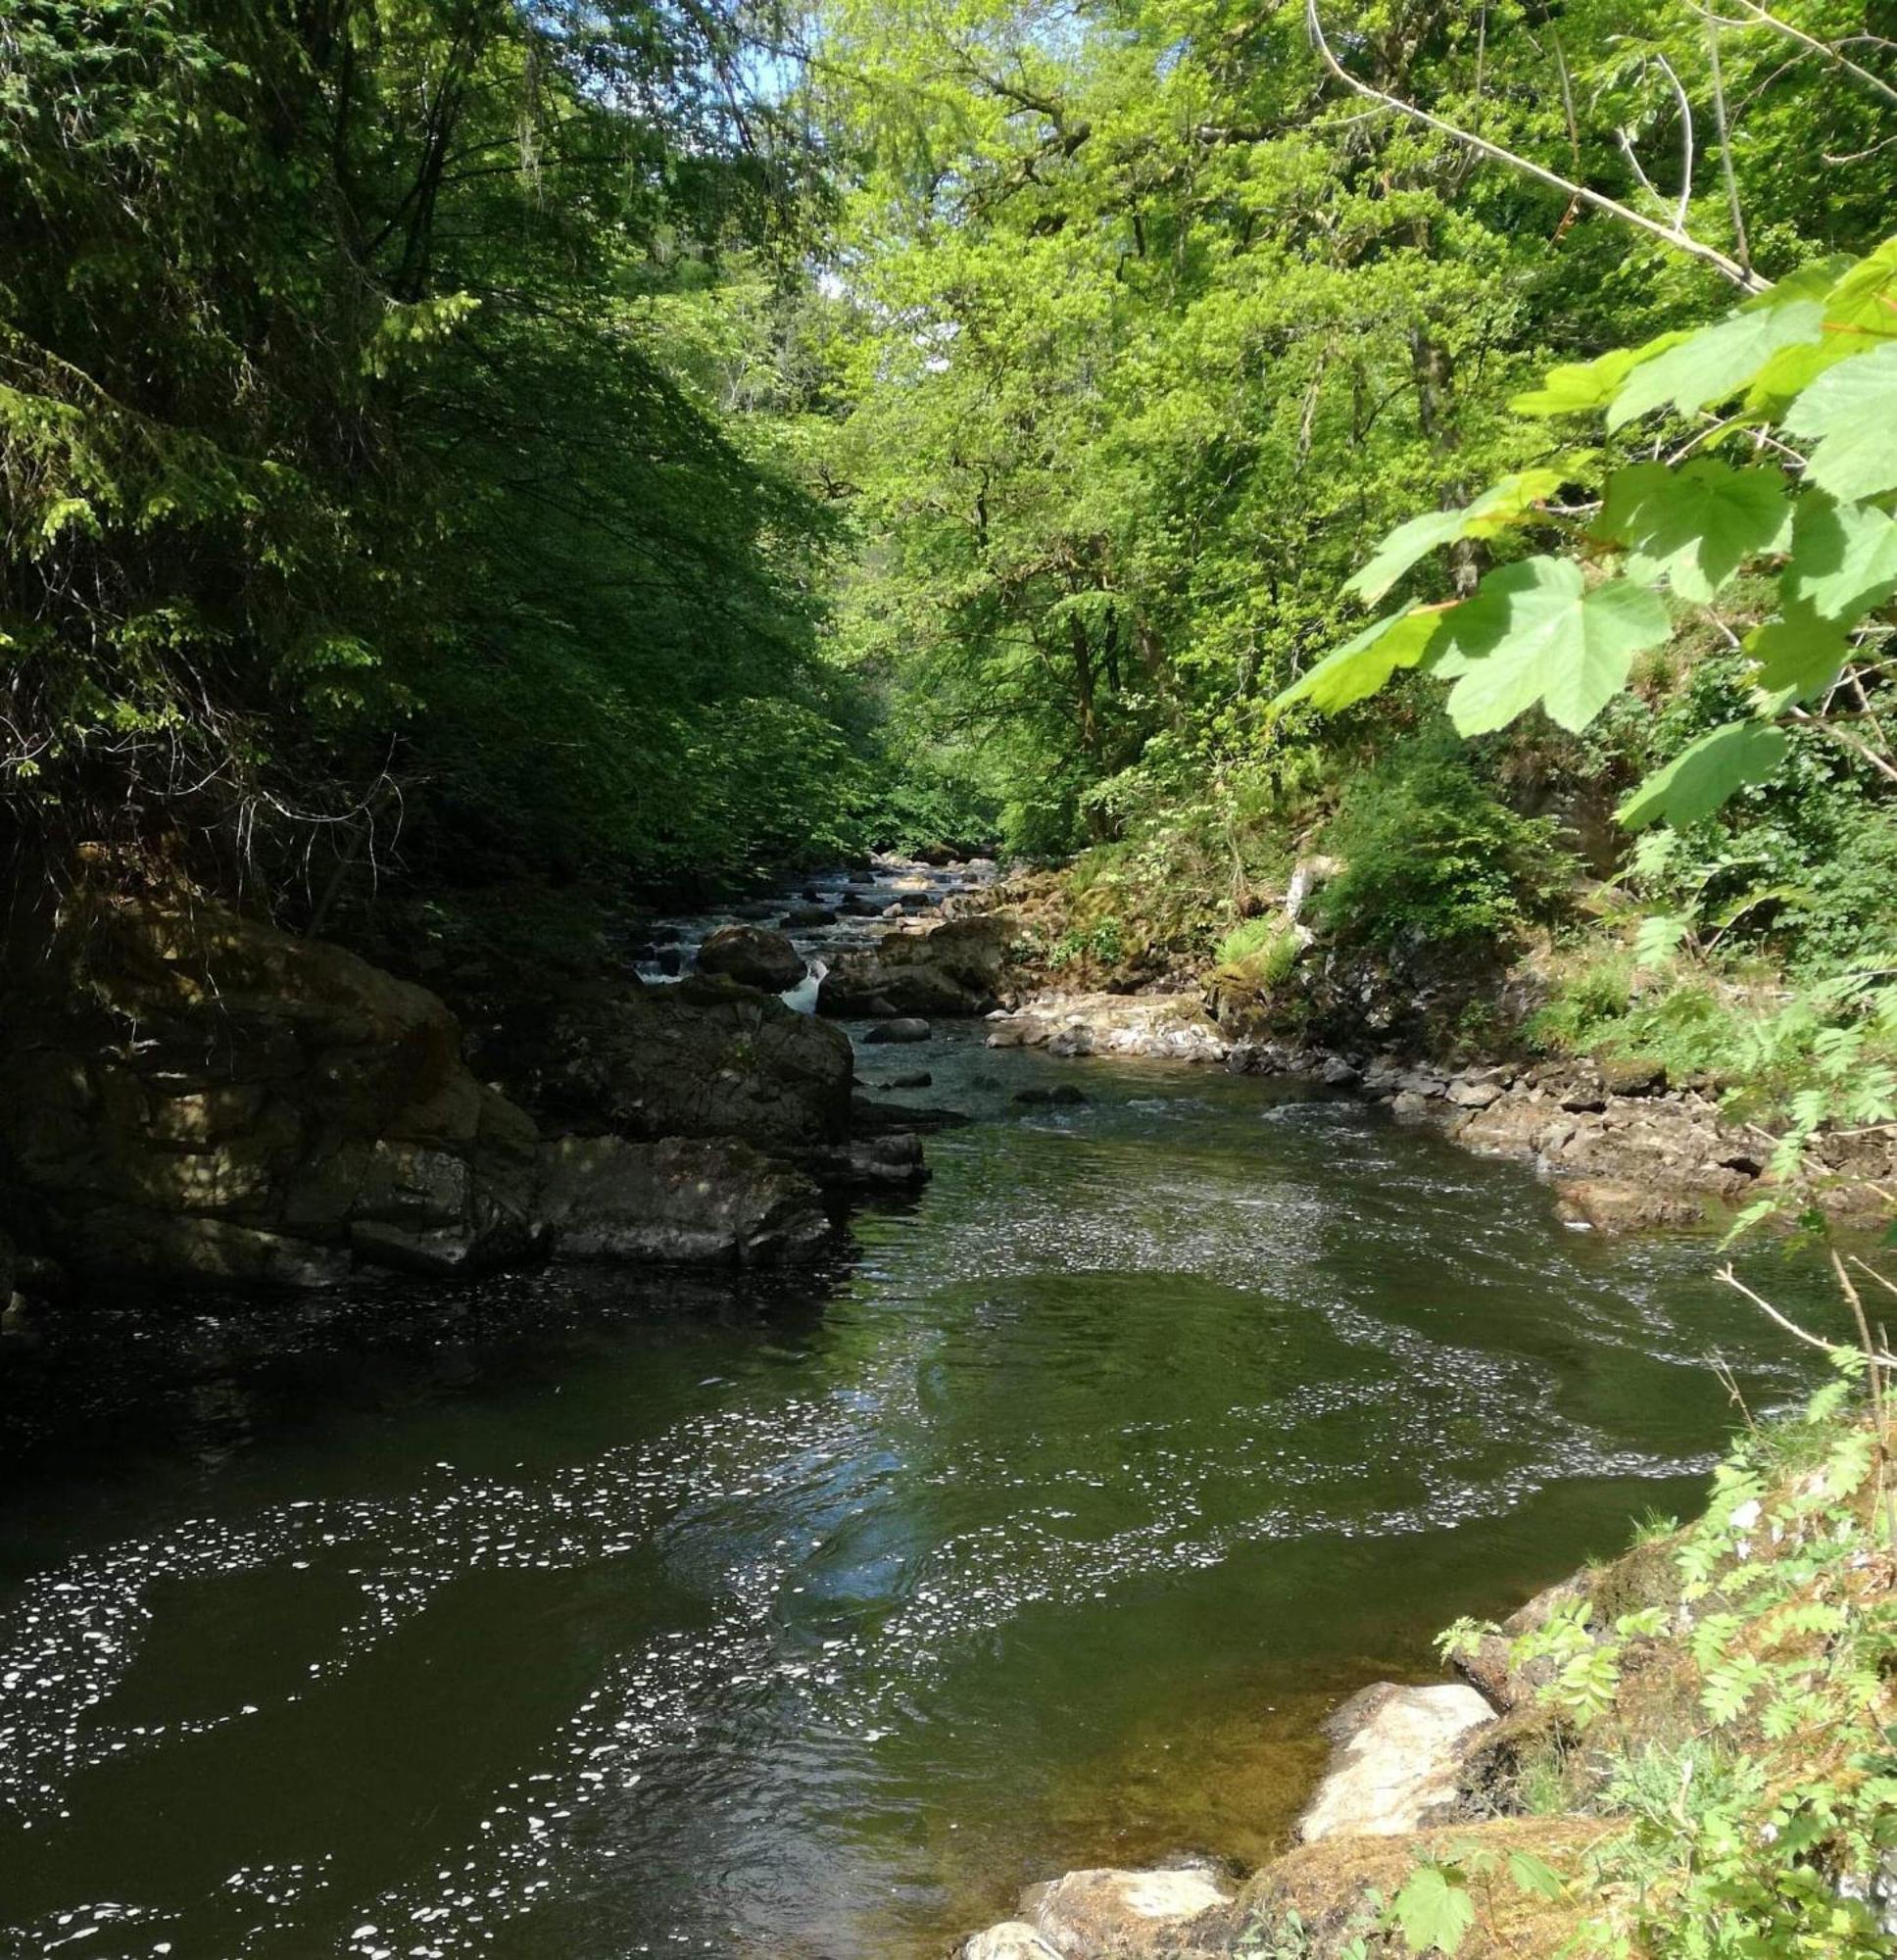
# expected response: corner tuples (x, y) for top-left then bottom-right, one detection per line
(1273, 607), (1446, 713)
(1783, 341), (1897, 501)
(1606, 301), (1825, 430)
(1782, 494), (1897, 623)
(1342, 470), (1565, 605)
(1616, 720), (1790, 829)
(1512, 333), (1689, 417)
(1434, 559), (1671, 735)
(1595, 459), (1789, 603)
(1744, 607), (1848, 700)
(1388, 1864), (1475, 1956)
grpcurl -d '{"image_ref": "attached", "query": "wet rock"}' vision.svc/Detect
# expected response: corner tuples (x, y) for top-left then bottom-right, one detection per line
(696, 924), (805, 993)
(482, 975), (852, 1150)
(851, 1094), (971, 1134)
(1297, 1683), (1495, 1840)
(781, 905), (840, 929)
(1020, 1865), (1236, 1956)
(862, 1018), (933, 1045)
(884, 1069), (934, 1090)
(819, 915), (1013, 1019)
(1013, 1085), (1088, 1106)
(535, 1135), (830, 1265)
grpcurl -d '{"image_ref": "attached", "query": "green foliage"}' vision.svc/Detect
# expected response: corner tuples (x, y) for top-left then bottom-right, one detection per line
(1316, 737), (1574, 956)
(0, 0), (856, 899)
(1461, 1348), (1897, 1959)
(1286, 237), (1897, 842)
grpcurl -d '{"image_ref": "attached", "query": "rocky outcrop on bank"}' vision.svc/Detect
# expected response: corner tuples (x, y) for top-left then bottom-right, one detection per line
(956, 1677), (1505, 1957)
(0, 893), (902, 1295)
(978, 987), (1894, 1230)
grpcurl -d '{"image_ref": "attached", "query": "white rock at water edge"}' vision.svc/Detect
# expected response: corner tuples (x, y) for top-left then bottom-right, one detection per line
(1297, 1683), (1494, 1841)
(962, 1923), (1062, 1960)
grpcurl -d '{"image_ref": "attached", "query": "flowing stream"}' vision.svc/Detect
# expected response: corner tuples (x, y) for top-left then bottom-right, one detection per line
(0, 897), (1842, 1960)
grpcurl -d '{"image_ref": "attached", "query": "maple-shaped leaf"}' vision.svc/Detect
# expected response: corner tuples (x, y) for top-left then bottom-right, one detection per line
(1595, 459), (1790, 603)
(1435, 559), (1671, 735)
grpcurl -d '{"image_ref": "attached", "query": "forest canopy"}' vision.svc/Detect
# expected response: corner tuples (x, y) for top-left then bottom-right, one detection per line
(2, 0), (1894, 1000)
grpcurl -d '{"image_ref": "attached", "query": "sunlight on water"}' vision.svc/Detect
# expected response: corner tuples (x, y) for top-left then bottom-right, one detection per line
(0, 1030), (1836, 1959)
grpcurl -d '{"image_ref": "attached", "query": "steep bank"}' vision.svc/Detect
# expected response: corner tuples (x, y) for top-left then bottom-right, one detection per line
(956, 1395), (1897, 1958)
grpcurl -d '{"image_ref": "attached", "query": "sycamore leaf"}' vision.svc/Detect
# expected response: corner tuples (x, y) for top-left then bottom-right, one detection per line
(1594, 459), (1790, 603)
(1389, 1866), (1476, 1956)
(1617, 720), (1790, 829)
(1606, 302), (1824, 431)
(1782, 340), (1897, 501)
(1506, 1851), (1567, 1902)
(1344, 470), (1565, 605)
(1512, 332), (1690, 417)
(1435, 559), (1670, 735)
(1821, 235), (1897, 337)
(1343, 511), (1467, 607)
(1272, 607), (1446, 714)
(1782, 494), (1897, 623)
(1745, 607), (1849, 700)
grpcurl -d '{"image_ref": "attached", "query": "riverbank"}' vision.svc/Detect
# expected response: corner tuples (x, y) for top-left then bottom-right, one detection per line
(932, 862), (1897, 1234)
(955, 1394), (1897, 1958)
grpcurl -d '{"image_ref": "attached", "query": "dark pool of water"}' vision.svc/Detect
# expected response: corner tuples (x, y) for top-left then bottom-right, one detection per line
(0, 1030), (1844, 1959)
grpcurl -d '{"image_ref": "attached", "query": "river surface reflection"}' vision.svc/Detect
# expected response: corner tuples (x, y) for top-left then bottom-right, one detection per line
(0, 1028), (1841, 1958)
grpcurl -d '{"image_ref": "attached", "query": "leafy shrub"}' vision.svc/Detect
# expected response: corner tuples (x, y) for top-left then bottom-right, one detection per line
(1316, 736), (1576, 956)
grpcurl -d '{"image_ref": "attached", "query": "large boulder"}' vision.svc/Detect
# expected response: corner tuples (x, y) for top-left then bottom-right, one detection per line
(535, 1136), (830, 1265)
(482, 974), (853, 1149)
(1019, 1866), (1236, 1956)
(1296, 1684), (1495, 1841)
(696, 924), (805, 993)
(0, 897), (539, 1286)
(819, 914), (1012, 1018)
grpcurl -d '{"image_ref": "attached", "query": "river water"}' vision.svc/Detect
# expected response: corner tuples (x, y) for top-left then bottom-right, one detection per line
(0, 934), (1842, 1959)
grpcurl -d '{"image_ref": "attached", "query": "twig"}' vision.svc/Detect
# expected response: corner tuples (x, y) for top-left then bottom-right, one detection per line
(1717, 1263), (1897, 1367)
(1704, 22), (1751, 275)
(1304, 0), (1766, 291)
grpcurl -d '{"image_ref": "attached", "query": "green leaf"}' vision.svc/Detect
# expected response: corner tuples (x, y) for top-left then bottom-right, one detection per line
(1782, 340), (1897, 501)
(1617, 720), (1790, 830)
(1512, 332), (1689, 417)
(1506, 1851), (1567, 1901)
(1782, 493), (1897, 623)
(1821, 235), (1897, 337)
(1272, 607), (1446, 713)
(1606, 302), (1825, 431)
(1390, 1865), (1477, 1956)
(1343, 510), (1468, 607)
(1344, 470), (1565, 605)
(1435, 559), (1671, 735)
(1594, 459), (1790, 603)
(1744, 607), (1849, 700)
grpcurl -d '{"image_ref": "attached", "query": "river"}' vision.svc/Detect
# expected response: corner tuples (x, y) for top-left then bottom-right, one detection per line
(0, 914), (1839, 1960)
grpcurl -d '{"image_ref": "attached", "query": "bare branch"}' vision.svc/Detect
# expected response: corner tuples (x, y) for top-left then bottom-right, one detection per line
(1304, 0), (1766, 292)
(1703, 23), (1751, 275)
